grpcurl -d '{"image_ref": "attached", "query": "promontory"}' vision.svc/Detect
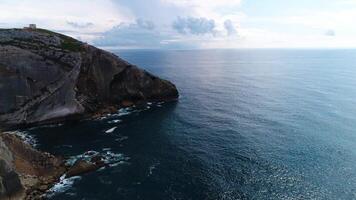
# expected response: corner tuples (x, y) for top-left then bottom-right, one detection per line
(0, 28), (179, 199)
(0, 28), (178, 130)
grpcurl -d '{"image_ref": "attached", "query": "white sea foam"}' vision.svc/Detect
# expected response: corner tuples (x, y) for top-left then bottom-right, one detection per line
(148, 162), (160, 176)
(95, 101), (163, 123)
(104, 151), (125, 162)
(108, 119), (122, 124)
(28, 123), (63, 130)
(109, 160), (128, 167)
(155, 101), (166, 108)
(46, 175), (81, 198)
(117, 108), (133, 116)
(104, 151), (130, 167)
(4, 130), (38, 147)
(99, 102), (163, 123)
(65, 150), (99, 166)
(66, 150), (129, 170)
(105, 127), (117, 133)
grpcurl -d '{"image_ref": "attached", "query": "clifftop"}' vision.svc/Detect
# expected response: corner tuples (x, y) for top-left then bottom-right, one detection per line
(0, 28), (178, 130)
(0, 28), (84, 52)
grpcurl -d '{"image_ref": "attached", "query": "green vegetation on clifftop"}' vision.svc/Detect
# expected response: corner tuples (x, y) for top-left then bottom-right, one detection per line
(37, 29), (84, 52)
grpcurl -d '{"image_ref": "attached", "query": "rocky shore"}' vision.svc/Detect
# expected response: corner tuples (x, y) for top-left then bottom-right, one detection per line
(0, 28), (179, 199)
(0, 132), (116, 199)
(0, 132), (64, 199)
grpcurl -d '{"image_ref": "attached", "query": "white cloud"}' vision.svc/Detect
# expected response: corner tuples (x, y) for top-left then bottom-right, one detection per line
(172, 17), (216, 35)
(163, 0), (243, 38)
(325, 29), (336, 37)
(67, 22), (94, 29)
(224, 20), (238, 36)
(0, 0), (134, 40)
(93, 19), (163, 48)
(161, 0), (241, 8)
(162, 0), (241, 22)
(1, 0), (355, 49)
(136, 19), (155, 30)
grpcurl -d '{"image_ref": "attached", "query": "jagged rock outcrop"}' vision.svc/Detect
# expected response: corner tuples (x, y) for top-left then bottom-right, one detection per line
(0, 132), (124, 200)
(0, 28), (178, 130)
(0, 136), (24, 200)
(0, 133), (66, 200)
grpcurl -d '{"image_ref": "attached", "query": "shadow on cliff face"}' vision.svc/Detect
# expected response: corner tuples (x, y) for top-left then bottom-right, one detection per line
(0, 28), (178, 130)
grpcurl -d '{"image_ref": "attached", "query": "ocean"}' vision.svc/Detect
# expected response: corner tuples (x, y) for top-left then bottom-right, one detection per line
(22, 49), (356, 199)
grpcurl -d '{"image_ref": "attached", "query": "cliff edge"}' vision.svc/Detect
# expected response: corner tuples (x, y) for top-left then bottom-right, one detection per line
(0, 28), (178, 130)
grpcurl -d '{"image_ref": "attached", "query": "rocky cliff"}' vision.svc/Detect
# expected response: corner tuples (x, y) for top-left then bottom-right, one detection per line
(0, 28), (178, 130)
(0, 133), (66, 200)
(0, 134), (24, 200)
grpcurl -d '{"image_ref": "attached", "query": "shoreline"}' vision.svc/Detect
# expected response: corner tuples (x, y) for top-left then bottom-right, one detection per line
(0, 132), (66, 199)
(0, 131), (111, 200)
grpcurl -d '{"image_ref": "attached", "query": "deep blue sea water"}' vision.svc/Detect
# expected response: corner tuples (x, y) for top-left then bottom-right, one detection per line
(23, 49), (356, 199)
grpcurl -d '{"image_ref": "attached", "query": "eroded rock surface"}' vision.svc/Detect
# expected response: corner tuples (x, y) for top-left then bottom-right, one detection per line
(0, 133), (66, 200)
(0, 137), (24, 200)
(0, 28), (178, 130)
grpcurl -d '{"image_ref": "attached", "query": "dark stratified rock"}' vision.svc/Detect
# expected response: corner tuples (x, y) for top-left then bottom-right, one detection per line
(0, 28), (178, 130)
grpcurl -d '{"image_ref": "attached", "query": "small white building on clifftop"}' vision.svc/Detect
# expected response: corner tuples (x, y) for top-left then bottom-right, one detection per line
(24, 24), (36, 30)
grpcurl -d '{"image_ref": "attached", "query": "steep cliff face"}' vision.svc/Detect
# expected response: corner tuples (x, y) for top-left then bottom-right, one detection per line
(0, 29), (178, 129)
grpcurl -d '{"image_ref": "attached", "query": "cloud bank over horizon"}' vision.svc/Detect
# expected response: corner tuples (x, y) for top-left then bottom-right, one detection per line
(172, 17), (216, 35)
(0, 0), (356, 49)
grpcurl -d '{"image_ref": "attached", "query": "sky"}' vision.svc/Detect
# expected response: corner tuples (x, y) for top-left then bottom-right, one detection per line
(1, 0), (356, 49)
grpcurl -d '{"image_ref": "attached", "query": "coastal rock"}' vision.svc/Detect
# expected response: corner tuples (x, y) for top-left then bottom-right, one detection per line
(66, 159), (104, 178)
(0, 133), (66, 200)
(0, 144), (24, 200)
(0, 28), (178, 130)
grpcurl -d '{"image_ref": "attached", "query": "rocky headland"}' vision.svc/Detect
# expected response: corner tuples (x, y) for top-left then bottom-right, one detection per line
(0, 28), (179, 199)
(0, 28), (178, 130)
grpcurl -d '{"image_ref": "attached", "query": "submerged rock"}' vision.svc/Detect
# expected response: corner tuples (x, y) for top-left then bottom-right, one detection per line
(0, 28), (178, 130)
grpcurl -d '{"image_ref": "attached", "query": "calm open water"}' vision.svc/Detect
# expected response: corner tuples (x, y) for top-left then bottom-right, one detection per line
(24, 49), (356, 200)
